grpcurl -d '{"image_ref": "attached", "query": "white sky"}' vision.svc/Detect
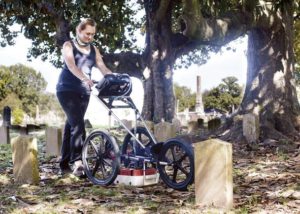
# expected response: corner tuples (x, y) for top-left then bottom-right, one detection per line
(173, 37), (248, 92)
(0, 33), (248, 125)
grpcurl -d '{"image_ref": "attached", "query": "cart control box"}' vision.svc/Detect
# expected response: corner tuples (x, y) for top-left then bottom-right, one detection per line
(114, 168), (159, 186)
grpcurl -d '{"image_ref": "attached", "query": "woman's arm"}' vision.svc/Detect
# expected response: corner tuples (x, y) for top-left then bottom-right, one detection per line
(95, 47), (112, 75)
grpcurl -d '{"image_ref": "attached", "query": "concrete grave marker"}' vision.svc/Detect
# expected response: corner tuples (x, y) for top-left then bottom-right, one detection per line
(11, 136), (39, 184)
(194, 139), (233, 210)
(172, 118), (181, 133)
(188, 121), (199, 134)
(121, 119), (133, 130)
(46, 127), (62, 156)
(207, 118), (221, 130)
(154, 121), (176, 142)
(0, 126), (9, 144)
(243, 113), (259, 143)
(137, 120), (154, 132)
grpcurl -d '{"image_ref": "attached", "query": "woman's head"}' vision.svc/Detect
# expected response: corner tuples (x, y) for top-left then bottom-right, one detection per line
(76, 18), (96, 46)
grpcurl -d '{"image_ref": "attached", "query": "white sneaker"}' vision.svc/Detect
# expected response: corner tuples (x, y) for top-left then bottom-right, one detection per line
(72, 160), (85, 178)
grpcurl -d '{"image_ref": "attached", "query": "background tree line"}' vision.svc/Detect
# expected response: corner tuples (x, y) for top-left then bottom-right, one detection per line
(0, 64), (63, 123)
(175, 76), (243, 113)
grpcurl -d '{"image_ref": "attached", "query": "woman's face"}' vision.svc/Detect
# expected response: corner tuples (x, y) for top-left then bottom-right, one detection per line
(77, 25), (96, 44)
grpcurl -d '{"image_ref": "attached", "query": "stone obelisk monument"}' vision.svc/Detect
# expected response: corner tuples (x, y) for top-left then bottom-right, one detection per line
(195, 75), (204, 115)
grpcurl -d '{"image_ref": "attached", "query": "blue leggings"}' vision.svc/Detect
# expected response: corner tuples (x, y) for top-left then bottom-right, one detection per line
(57, 91), (90, 167)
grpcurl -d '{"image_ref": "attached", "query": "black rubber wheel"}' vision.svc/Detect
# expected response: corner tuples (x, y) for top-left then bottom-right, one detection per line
(121, 127), (155, 167)
(157, 139), (194, 191)
(121, 126), (154, 156)
(82, 130), (120, 186)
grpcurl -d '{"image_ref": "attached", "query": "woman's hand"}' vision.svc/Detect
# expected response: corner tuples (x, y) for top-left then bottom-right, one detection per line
(82, 78), (94, 89)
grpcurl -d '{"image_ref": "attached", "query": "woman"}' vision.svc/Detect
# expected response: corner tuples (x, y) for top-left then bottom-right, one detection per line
(56, 18), (112, 176)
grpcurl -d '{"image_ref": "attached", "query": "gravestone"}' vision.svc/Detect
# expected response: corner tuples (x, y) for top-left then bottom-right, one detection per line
(154, 121), (176, 142)
(172, 118), (181, 133)
(11, 136), (39, 184)
(0, 126), (9, 144)
(207, 118), (221, 130)
(3, 106), (11, 127)
(197, 118), (204, 127)
(137, 120), (154, 132)
(121, 119), (133, 130)
(194, 139), (233, 210)
(46, 127), (62, 156)
(243, 113), (259, 143)
(188, 121), (199, 134)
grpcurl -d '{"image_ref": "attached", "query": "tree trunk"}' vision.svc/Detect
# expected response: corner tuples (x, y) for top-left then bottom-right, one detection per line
(142, 1), (175, 123)
(142, 55), (175, 123)
(240, 2), (300, 140)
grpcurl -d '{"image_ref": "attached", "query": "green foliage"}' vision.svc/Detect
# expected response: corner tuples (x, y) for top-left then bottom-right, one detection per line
(0, 93), (22, 113)
(0, 66), (12, 100)
(203, 76), (243, 112)
(12, 108), (24, 125)
(174, 83), (196, 112)
(0, 0), (142, 66)
(0, 0), (246, 69)
(39, 92), (65, 118)
(0, 64), (54, 117)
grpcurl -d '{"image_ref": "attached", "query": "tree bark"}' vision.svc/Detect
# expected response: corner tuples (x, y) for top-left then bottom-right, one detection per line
(142, 0), (175, 123)
(36, 3), (70, 47)
(240, 1), (300, 140)
(181, 0), (252, 46)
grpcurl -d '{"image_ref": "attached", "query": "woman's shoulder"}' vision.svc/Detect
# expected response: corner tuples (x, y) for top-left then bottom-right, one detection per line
(63, 40), (73, 49)
(92, 45), (101, 55)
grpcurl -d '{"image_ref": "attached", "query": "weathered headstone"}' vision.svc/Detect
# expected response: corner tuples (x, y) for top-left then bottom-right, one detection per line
(207, 118), (221, 130)
(197, 118), (204, 127)
(137, 120), (154, 132)
(121, 119), (133, 130)
(188, 121), (199, 134)
(154, 121), (176, 142)
(3, 106), (11, 127)
(194, 139), (233, 210)
(11, 136), (39, 184)
(243, 113), (259, 143)
(172, 118), (181, 133)
(0, 126), (9, 144)
(46, 127), (62, 156)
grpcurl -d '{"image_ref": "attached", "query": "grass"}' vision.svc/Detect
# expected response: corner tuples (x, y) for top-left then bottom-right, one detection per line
(0, 144), (13, 170)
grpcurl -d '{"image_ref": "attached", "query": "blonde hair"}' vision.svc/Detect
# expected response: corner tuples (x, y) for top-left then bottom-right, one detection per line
(76, 18), (96, 31)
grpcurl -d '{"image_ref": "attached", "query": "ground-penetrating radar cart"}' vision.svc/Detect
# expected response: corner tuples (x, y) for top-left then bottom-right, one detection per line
(82, 74), (194, 191)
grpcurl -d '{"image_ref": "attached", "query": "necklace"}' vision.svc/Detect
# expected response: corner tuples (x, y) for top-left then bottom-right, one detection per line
(75, 36), (90, 47)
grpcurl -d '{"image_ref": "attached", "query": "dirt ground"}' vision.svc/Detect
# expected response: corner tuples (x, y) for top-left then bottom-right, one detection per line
(0, 134), (299, 213)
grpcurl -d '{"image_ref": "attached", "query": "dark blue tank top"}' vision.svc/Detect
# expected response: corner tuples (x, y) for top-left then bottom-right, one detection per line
(56, 41), (96, 95)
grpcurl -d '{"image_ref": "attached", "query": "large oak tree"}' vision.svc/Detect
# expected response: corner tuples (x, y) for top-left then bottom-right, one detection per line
(1, 0), (299, 140)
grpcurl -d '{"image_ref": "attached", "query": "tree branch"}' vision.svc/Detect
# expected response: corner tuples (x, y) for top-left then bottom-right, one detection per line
(102, 52), (145, 79)
(156, 0), (171, 21)
(181, 0), (253, 46)
(36, 2), (70, 47)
